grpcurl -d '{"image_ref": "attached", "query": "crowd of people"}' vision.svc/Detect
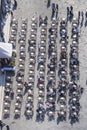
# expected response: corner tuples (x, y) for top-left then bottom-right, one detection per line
(2, 1), (84, 124)
(2, 15), (82, 124)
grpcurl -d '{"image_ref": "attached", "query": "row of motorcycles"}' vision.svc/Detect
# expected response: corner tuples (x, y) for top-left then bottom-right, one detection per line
(57, 18), (68, 123)
(69, 18), (81, 124)
(25, 17), (38, 119)
(36, 18), (47, 121)
(46, 18), (58, 121)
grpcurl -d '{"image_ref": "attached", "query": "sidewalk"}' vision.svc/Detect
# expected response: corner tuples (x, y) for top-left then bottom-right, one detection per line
(3, 13), (11, 43)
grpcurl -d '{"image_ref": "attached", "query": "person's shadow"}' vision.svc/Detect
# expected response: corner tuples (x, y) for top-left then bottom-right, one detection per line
(81, 18), (84, 27)
(47, 0), (50, 8)
(85, 20), (87, 27)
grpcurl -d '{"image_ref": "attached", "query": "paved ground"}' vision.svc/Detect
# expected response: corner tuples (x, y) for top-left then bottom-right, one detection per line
(2, 0), (87, 130)
(3, 14), (11, 43)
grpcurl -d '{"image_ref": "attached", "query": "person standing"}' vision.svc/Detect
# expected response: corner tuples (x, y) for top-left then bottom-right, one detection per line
(78, 11), (80, 19)
(70, 6), (73, 11)
(47, 0), (51, 8)
(70, 6), (73, 22)
(39, 15), (42, 27)
(10, 89), (14, 99)
(51, 3), (55, 19)
(67, 7), (70, 21)
(85, 11), (87, 26)
(81, 11), (84, 27)
(67, 7), (69, 14)
(78, 11), (80, 25)
(56, 4), (58, 11)
(6, 125), (10, 130)
(0, 121), (3, 130)
(0, 121), (5, 130)
(85, 11), (87, 19)
(56, 4), (58, 19)
(44, 16), (48, 25)
(13, 0), (17, 10)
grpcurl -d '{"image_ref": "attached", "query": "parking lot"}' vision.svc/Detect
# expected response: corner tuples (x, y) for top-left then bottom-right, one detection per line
(1, 0), (87, 130)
